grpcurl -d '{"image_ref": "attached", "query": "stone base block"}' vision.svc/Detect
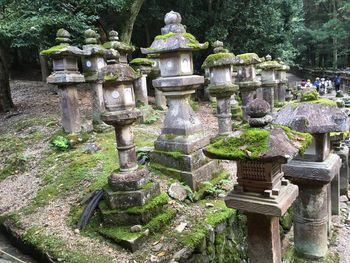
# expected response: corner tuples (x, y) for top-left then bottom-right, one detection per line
(104, 181), (160, 209)
(150, 159), (221, 190)
(100, 193), (168, 226)
(154, 133), (210, 155)
(282, 153), (341, 185)
(108, 169), (150, 191)
(225, 182), (298, 217)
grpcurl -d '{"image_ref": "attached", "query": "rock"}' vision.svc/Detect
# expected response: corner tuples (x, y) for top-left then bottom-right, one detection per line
(345, 213), (350, 224)
(150, 255), (159, 263)
(82, 143), (100, 154)
(144, 229), (150, 236)
(205, 203), (214, 208)
(173, 247), (194, 261)
(175, 222), (187, 233)
(74, 228), (80, 234)
(218, 193), (226, 198)
(130, 225), (142, 233)
(152, 243), (163, 252)
(168, 183), (187, 201)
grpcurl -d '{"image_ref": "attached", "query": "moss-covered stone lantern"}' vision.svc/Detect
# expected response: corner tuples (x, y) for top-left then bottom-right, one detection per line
(234, 53), (262, 120)
(202, 40), (239, 135)
(41, 28), (85, 134)
(274, 101), (348, 259)
(204, 98), (312, 263)
(99, 49), (163, 251)
(81, 29), (107, 130)
(102, 30), (135, 64)
(256, 55), (281, 112)
(275, 59), (290, 103)
(140, 11), (220, 190)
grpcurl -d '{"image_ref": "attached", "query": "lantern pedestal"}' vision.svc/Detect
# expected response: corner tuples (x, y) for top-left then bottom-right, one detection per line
(155, 88), (167, 110)
(239, 81), (260, 120)
(282, 153), (341, 258)
(276, 79), (287, 103)
(261, 81), (277, 113)
(331, 135), (349, 196)
(151, 76), (220, 190)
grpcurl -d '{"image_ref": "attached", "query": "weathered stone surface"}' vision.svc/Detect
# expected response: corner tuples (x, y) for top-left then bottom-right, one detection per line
(168, 183), (188, 201)
(274, 103), (349, 133)
(108, 169), (150, 191)
(282, 153), (341, 184)
(225, 183), (298, 217)
(105, 181), (160, 209)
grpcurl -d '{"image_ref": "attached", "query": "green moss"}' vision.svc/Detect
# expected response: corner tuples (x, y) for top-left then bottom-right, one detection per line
(40, 44), (69, 55)
(130, 58), (154, 66)
(257, 60), (281, 70)
(330, 131), (349, 140)
(22, 225), (113, 263)
(194, 170), (230, 201)
(202, 52), (235, 69)
(190, 99), (200, 111)
(206, 128), (269, 160)
(282, 247), (339, 263)
(304, 98), (337, 107)
(155, 32), (175, 40)
(237, 53), (260, 64)
(300, 89), (319, 102)
(104, 73), (120, 81)
(83, 70), (97, 77)
(177, 200), (234, 248)
(99, 207), (175, 241)
(164, 133), (177, 140)
(277, 125), (313, 155)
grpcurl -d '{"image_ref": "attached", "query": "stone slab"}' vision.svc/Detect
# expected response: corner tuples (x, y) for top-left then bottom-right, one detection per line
(47, 72), (85, 84)
(108, 169), (150, 191)
(152, 75), (204, 90)
(104, 181), (160, 209)
(282, 153), (341, 185)
(225, 183), (298, 217)
(151, 159), (220, 190)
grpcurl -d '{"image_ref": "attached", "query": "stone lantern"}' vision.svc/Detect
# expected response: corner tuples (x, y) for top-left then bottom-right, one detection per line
(141, 11), (220, 190)
(275, 59), (290, 103)
(41, 29), (85, 133)
(99, 49), (162, 250)
(130, 57), (154, 106)
(234, 53), (261, 120)
(274, 102), (348, 259)
(81, 29), (107, 130)
(202, 40), (239, 135)
(146, 53), (167, 110)
(256, 55), (280, 112)
(330, 132), (349, 196)
(103, 30), (135, 64)
(204, 98), (312, 263)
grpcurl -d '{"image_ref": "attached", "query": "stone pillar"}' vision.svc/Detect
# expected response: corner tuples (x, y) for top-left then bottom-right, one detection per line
(81, 29), (108, 130)
(134, 74), (148, 105)
(234, 53), (261, 120)
(57, 86), (82, 133)
(42, 29), (85, 134)
(202, 40), (238, 135)
(141, 11), (220, 190)
(331, 133), (349, 196)
(275, 103), (348, 259)
(276, 63), (289, 103)
(246, 213), (281, 263)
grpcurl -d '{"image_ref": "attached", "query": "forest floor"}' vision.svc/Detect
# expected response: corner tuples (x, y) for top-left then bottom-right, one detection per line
(0, 79), (349, 262)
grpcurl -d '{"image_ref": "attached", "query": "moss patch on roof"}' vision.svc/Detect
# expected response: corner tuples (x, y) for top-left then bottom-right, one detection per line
(300, 89), (319, 102)
(201, 52), (235, 69)
(40, 44), (69, 55)
(237, 53), (261, 65)
(257, 60), (281, 70)
(155, 32), (175, 40)
(129, 58), (154, 66)
(206, 128), (269, 160)
(277, 125), (313, 155)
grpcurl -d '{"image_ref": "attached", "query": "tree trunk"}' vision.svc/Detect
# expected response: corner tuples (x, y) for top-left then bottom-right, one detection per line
(120, 0), (145, 44)
(332, 0), (338, 70)
(0, 47), (14, 112)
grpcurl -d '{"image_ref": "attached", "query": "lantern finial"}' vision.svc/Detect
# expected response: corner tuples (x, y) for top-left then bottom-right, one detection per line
(246, 98), (272, 127)
(56, 28), (71, 44)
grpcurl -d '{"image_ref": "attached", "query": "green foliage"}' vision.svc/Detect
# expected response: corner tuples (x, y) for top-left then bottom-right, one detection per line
(50, 135), (70, 151)
(300, 89), (319, 101)
(190, 100), (200, 111)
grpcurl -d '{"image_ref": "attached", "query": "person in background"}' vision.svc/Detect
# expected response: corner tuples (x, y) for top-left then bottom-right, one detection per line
(334, 74), (342, 91)
(313, 77), (321, 91)
(305, 79), (313, 88)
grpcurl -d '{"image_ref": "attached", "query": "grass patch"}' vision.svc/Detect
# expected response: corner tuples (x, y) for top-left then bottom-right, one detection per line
(194, 170), (230, 200)
(22, 225), (113, 263)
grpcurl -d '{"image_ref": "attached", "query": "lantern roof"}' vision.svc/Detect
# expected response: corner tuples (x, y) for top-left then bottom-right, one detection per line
(40, 28), (84, 57)
(257, 54), (282, 70)
(204, 98), (312, 162)
(141, 11), (208, 54)
(274, 102), (349, 134)
(201, 40), (239, 69)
